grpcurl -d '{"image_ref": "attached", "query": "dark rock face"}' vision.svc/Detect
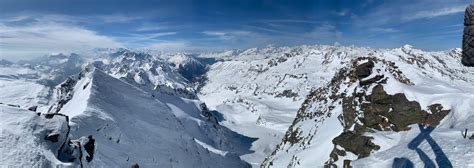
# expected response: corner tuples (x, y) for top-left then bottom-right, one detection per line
(354, 85), (449, 132)
(463, 5), (474, 66)
(332, 132), (380, 158)
(369, 85), (391, 104)
(354, 61), (374, 79)
(28, 106), (38, 112)
(45, 132), (60, 143)
(84, 135), (95, 162)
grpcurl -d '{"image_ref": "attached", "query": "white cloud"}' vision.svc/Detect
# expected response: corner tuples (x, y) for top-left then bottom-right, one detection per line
(136, 24), (168, 32)
(405, 5), (466, 20)
(202, 30), (251, 40)
(307, 24), (342, 40)
(145, 41), (195, 51)
(0, 17), (123, 60)
(370, 27), (399, 33)
(96, 15), (142, 23)
(128, 32), (177, 40)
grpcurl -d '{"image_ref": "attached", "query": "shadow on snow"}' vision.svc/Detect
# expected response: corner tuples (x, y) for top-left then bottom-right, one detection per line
(393, 124), (452, 168)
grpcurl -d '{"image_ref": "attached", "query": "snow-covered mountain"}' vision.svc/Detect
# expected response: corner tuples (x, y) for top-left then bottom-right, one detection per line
(0, 53), (88, 112)
(198, 44), (474, 167)
(1, 66), (251, 167)
(1, 44), (474, 167)
(256, 45), (474, 167)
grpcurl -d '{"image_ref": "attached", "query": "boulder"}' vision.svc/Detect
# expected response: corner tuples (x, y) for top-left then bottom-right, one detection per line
(332, 131), (380, 158)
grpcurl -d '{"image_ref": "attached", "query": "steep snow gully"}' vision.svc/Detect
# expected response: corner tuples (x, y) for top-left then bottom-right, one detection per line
(1, 44), (474, 167)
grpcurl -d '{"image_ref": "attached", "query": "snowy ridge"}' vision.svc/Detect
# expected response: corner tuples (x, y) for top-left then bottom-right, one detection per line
(54, 67), (250, 167)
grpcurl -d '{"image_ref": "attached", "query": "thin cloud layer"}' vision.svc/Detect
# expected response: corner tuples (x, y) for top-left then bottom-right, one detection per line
(0, 16), (123, 60)
(404, 5), (466, 20)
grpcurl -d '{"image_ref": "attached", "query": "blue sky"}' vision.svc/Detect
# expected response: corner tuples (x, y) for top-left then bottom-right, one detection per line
(0, 0), (471, 60)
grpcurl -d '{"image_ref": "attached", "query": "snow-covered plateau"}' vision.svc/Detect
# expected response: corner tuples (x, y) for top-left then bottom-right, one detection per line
(1, 45), (473, 167)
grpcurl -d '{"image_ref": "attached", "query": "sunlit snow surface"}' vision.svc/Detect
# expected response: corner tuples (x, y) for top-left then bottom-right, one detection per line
(1, 45), (474, 167)
(199, 45), (474, 167)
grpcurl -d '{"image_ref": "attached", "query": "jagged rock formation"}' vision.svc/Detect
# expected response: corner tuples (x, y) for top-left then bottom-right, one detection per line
(261, 54), (465, 167)
(463, 4), (474, 66)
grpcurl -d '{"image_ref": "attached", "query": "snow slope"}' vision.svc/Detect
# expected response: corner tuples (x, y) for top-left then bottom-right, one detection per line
(198, 45), (343, 165)
(55, 67), (250, 167)
(0, 65), (54, 112)
(0, 53), (88, 112)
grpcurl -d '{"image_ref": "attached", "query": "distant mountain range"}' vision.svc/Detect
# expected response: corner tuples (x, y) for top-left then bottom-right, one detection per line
(1, 44), (473, 167)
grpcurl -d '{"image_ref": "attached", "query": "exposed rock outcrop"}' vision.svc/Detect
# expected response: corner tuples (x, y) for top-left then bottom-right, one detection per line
(327, 59), (451, 165)
(332, 131), (380, 158)
(262, 56), (452, 167)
